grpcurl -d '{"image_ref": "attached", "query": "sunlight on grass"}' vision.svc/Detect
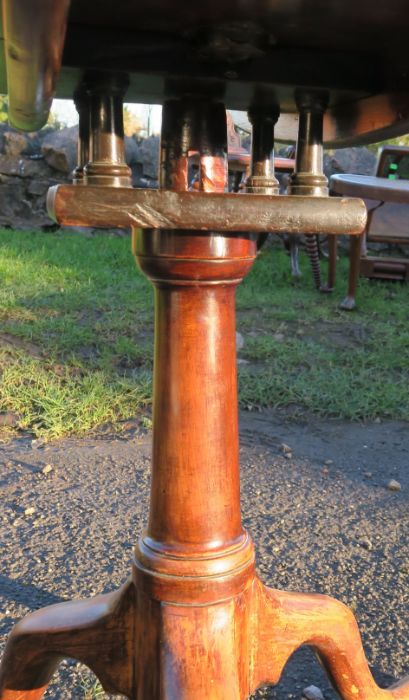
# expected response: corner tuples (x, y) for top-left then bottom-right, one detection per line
(237, 245), (409, 420)
(0, 351), (151, 438)
(0, 228), (152, 438)
(0, 227), (408, 438)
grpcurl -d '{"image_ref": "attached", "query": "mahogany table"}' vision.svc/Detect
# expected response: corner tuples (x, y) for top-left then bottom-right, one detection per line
(0, 2), (408, 699)
(331, 175), (409, 205)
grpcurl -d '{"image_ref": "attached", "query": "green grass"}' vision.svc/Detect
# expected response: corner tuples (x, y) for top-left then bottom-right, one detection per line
(0, 228), (408, 439)
(0, 229), (152, 438)
(77, 673), (105, 699)
(237, 244), (409, 420)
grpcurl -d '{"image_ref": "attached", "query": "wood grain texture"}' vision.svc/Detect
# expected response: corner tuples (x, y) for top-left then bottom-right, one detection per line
(254, 582), (409, 700)
(1, 690), (47, 700)
(1, 94), (407, 700)
(2, 577), (408, 699)
(131, 227), (257, 609)
(0, 582), (136, 698)
(2, 0), (70, 131)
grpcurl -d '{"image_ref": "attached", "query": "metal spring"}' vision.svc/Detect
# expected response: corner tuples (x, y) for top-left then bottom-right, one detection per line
(305, 234), (321, 289)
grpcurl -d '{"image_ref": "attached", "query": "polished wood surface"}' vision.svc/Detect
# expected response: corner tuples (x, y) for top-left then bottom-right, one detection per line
(1, 220), (408, 697)
(0, 4), (408, 698)
(331, 174), (409, 204)
(1, 91), (407, 700)
(2, 567), (409, 698)
(3, 1), (409, 143)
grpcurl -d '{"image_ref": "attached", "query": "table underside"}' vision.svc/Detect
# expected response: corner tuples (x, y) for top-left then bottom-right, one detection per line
(2, 0), (409, 144)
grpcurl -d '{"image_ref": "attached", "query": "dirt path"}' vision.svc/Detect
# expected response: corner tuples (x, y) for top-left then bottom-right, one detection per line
(0, 411), (408, 699)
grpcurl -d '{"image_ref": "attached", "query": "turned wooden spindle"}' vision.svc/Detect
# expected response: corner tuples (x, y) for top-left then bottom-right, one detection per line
(83, 71), (132, 187)
(246, 103), (280, 195)
(288, 90), (329, 197)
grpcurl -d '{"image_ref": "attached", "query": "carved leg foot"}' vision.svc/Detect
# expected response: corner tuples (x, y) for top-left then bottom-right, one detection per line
(0, 581), (135, 700)
(253, 581), (409, 700)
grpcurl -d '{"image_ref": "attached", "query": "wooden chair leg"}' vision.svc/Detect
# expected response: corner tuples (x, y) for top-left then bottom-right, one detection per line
(320, 234), (337, 292)
(290, 238), (302, 277)
(0, 582), (135, 700)
(339, 233), (363, 310)
(254, 581), (409, 700)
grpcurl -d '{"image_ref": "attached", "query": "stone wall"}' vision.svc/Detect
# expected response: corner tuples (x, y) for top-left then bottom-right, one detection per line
(0, 123), (160, 230)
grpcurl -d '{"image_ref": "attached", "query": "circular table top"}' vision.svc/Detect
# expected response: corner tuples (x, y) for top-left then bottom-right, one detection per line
(330, 174), (409, 205)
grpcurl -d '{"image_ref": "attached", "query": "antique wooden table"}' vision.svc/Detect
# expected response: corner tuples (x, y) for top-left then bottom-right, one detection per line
(0, 2), (408, 699)
(329, 174), (409, 308)
(331, 175), (409, 204)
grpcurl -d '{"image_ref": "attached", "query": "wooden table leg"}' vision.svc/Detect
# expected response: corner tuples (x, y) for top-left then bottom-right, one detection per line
(0, 583), (136, 698)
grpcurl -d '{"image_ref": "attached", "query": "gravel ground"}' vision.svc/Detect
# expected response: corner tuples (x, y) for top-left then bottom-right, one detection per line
(0, 411), (408, 699)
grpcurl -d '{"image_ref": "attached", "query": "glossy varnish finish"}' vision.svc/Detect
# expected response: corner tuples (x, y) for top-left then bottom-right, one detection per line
(0, 90), (408, 700)
(1, 0), (70, 130)
(5, 1), (409, 145)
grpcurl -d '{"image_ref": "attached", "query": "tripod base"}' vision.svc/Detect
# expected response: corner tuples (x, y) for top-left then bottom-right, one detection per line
(1, 569), (408, 700)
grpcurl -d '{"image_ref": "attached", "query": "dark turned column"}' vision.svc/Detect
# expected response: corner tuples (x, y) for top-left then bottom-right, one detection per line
(159, 98), (228, 193)
(246, 104), (280, 195)
(159, 98), (192, 191)
(197, 101), (228, 192)
(287, 91), (329, 290)
(288, 90), (329, 196)
(83, 71), (132, 188)
(72, 87), (91, 185)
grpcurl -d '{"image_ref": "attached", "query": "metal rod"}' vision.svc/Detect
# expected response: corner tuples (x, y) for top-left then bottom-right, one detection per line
(83, 71), (132, 188)
(160, 97), (228, 192)
(288, 91), (329, 196)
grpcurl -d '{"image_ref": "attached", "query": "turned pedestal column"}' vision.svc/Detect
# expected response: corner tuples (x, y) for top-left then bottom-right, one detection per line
(129, 227), (258, 697)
